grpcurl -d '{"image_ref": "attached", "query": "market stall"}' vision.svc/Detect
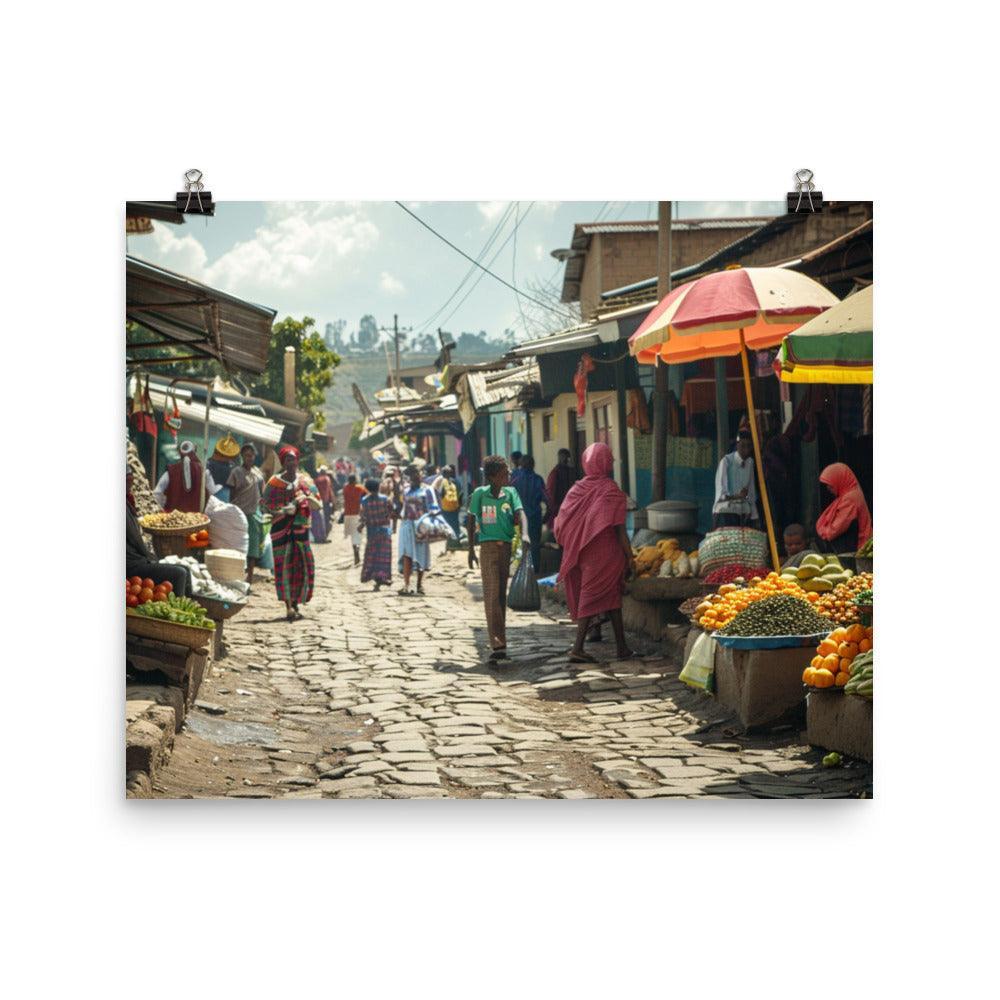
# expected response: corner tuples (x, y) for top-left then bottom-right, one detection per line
(678, 561), (874, 732)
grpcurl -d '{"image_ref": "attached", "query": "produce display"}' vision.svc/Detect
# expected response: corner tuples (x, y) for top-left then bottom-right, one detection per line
(186, 528), (211, 549)
(715, 593), (831, 637)
(803, 624), (874, 689)
(125, 575), (173, 609)
(855, 537), (873, 558)
(141, 510), (209, 530)
(695, 572), (807, 631)
(160, 554), (249, 603)
(844, 650), (873, 700)
(632, 539), (699, 578)
(781, 553), (853, 593)
(813, 572), (874, 624)
(703, 563), (770, 586)
(130, 592), (215, 629)
(854, 588), (873, 605)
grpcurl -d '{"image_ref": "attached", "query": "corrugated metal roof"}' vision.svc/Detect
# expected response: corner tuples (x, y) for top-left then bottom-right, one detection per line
(136, 383), (286, 446)
(508, 324), (599, 357)
(577, 217), (771, 236)
(126, 256), (276, 374)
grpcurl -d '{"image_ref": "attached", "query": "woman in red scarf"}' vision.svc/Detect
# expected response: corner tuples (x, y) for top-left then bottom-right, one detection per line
(815, 462), (872, 554)
(554, 442), (636, 663)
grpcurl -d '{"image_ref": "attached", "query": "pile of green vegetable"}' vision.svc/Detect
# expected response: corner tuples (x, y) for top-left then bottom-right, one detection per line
(715, 594), (831, 637)
(854, 588), (873, 606)
(131, 593), (215, 629)
(855, 537), (873, 558)
(844, 650), (873, 699)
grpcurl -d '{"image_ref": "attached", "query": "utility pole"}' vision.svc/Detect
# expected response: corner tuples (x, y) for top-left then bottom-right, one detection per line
(651, 201), (672, 501)
(377, 314), (413, 408)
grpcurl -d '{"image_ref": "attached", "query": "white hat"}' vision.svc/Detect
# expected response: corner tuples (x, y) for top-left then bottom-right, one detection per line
(179, 441), (196, 456)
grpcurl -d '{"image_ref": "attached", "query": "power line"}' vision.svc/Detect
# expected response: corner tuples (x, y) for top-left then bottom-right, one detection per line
(412, 202), (516, 332)
(395, 201), (557, 311)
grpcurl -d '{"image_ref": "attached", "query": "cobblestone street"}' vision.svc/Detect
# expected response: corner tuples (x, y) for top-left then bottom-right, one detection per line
(154, 535), (873, 799)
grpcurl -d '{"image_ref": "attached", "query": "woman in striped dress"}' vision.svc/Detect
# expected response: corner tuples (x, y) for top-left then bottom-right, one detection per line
(262, 445), (322, 621)
(359, 477), (394, 591)
(396, 465), (439, 596)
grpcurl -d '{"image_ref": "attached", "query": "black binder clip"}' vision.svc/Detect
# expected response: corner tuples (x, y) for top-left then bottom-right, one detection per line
(786, 169), (823, 213)
(176, 169), (214, 216)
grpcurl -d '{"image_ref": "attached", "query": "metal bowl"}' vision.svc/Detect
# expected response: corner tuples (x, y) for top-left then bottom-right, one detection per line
(646, 501), (698, 534)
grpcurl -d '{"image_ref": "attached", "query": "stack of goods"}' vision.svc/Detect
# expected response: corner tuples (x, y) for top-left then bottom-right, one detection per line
(715, 593), (831, 637)
(803, 624), (873, 689)
(160, 554), (249, 603)
(693, 573), (808, 632)
(697, 527), (768, 579)
(813, 572), (874, 624)
(127, 442), (160, 519)
(844, 650), (873, 699)
(140, 510), (209, 530)
(703, 563), (770, 586)
(782, 553), (853, 592)
(632, 539), (700, 578)
(125, 576), (174, 609)
(130, 592), (215, 629)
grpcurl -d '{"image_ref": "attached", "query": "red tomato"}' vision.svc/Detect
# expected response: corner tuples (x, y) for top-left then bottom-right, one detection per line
(126, 594), (139, 608)
(153, 589), (167, 603)
(139, 587), (154, 603)
(160, 581), (173, 594)
(130, 584), (142, 596)
(129, 576), (142, 587)
(142, 578), (155, 591)
(196, 529), (209, 541)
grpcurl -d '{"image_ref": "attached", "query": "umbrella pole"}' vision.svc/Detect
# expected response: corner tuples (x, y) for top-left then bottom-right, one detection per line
(738, 331), (780, 571)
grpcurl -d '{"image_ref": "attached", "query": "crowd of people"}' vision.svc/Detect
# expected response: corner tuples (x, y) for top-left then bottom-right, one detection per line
(130, 428), (873, 666)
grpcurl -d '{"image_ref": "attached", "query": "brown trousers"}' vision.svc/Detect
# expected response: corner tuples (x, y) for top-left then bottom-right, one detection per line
(479, 541), (512, 649)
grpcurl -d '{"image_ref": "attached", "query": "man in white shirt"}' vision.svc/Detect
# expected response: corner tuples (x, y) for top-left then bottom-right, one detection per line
(713, 430), (760, 528)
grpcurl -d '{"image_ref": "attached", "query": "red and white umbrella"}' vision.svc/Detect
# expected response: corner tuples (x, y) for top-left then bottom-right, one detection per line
(630, 266), (838, 364)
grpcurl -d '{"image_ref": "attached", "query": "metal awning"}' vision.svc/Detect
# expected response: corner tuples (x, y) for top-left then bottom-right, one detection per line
(126, 256), (276, 374)
(130, 377), (285, 446)
(508, 324), (600, 358)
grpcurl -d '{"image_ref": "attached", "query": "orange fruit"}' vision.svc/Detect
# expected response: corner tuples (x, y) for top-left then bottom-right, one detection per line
(835, 671), (850, 687)
(813, 668), (835, 689)
(830, 627), (849, 643)
(817, 638), (838, 657)
(803, 667), (816, 685)
(811, 654), (824, 669)
(839, 657), (853, 672)
(858, 638), (872, 653)
(823, 653), (841, 673)
(846, 624), (865, 644)
(838, 641), (859, 659)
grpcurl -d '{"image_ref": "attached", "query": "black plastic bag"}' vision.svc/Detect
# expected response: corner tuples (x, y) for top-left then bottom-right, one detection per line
(507, 550), (541, 612)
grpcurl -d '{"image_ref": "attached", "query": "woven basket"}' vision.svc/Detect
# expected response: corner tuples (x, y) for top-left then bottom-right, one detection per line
(191, 593), (246, 621)
(125, 610), (215, 652)
(140, 515), (210, 537)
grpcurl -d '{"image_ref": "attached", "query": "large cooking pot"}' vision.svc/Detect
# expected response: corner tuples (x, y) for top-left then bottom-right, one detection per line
(645, 500), (698, 534)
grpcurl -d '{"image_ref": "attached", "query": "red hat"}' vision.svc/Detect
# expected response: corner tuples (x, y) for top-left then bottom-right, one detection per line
(279, 445), (300, 462)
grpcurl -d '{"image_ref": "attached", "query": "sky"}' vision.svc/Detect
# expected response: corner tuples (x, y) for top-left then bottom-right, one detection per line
(127, 200), (784, 346)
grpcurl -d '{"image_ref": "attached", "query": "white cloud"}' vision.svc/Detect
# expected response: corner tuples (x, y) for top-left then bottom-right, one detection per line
(477, 200), (508, 221)
(203, 203), (380, 300)
(142, 223), (209, 278)
(379, 271), (405, 295)
(533, 243), (544, 261)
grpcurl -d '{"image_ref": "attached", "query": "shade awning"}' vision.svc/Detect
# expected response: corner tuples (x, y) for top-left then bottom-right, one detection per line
(126, 256), (277, 374)
(132, 379), (286, 446)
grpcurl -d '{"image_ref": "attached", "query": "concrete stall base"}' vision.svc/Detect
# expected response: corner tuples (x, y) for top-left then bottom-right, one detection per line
(806, 690), (873, 762)
(714, 644), (811, 730)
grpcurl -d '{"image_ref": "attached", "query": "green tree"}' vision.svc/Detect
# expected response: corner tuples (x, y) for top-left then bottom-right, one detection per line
(248, 316), (341, 430)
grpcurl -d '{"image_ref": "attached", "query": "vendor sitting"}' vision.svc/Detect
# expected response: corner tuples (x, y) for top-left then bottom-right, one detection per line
(712, 429), (760, 528)
(780, 523), (817, 570)
(127, 467), (191, 597)
(152, 440), (220, 513)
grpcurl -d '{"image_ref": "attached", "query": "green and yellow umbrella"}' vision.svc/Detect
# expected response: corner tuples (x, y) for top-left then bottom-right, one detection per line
(778, 285), (872, 384)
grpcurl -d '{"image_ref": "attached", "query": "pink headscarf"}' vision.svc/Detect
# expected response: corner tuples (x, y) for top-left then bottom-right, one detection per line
(553, 442), (627, 580)
(816, 463), (872, 549)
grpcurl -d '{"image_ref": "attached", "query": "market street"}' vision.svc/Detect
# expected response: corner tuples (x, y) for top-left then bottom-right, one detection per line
(152, 534), (872, 799)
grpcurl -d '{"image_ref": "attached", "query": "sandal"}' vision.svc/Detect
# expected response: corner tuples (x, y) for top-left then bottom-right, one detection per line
(567, 650), (597, 664)
(489, 647), (509, 662)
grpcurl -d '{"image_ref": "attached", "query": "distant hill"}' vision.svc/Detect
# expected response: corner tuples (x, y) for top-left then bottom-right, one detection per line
(323, 344), (507, 426)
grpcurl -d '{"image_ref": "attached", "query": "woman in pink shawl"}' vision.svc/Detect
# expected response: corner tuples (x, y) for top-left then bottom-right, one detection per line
(816, 462), (872, 553)
(554, 442), (636, 663)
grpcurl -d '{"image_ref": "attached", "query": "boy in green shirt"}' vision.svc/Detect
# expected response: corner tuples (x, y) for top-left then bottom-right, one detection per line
(467, 455), (531, 661)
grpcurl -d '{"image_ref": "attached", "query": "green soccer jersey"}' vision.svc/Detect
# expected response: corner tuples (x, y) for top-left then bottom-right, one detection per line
(468, 485), (522, 543)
